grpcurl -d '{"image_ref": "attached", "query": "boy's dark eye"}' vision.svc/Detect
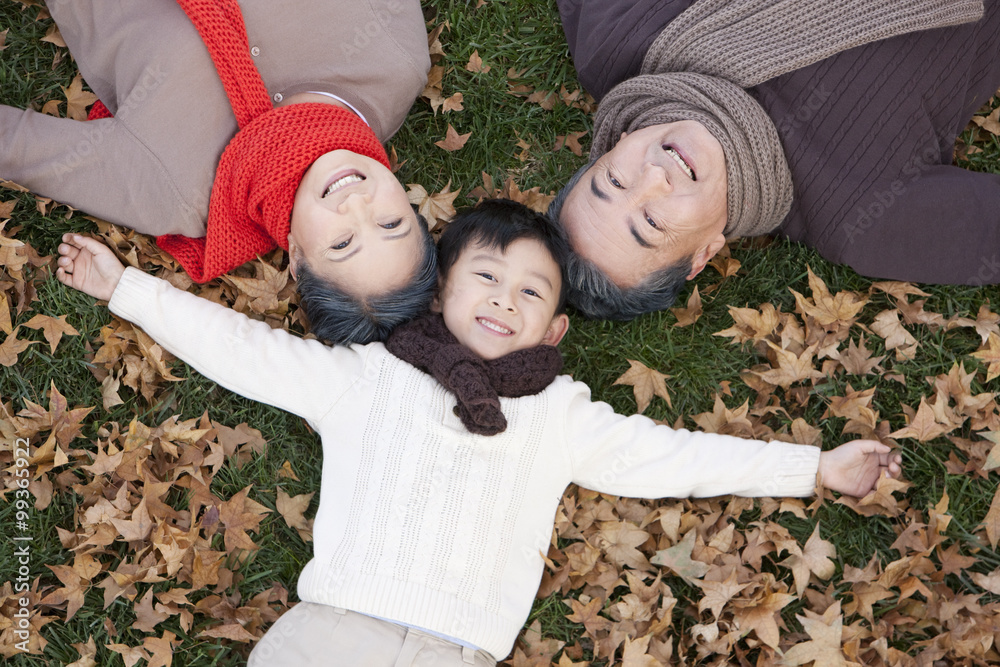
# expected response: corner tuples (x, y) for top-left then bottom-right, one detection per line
(523, 289), (540, 298)
(381, 219), (402, 229)
(477, 272), (496, 282)
(332, 237), (352, 250)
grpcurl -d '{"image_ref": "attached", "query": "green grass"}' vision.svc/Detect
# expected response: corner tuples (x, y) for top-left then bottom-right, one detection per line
(3, 0), (1000, 665)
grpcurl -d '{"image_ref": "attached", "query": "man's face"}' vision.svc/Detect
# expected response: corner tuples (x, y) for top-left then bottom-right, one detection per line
(560, 121), (729, 287)
(288, 150), (424, 297)
(436, 238), (569, 361)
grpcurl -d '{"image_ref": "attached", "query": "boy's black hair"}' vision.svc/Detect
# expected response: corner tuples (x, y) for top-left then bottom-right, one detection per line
(438, 198), (569, 313)
(296, 211), (438, 345)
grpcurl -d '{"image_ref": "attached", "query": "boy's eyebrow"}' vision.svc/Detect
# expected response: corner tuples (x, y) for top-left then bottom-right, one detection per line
(528, 270), (554, 290)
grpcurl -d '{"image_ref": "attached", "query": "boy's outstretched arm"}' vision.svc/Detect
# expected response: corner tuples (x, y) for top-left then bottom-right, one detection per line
(56, 233), (125, 301)
(818, 439), (902, 497)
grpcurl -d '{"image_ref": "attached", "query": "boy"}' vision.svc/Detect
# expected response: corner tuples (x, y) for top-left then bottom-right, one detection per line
(56, 200), (901, 666)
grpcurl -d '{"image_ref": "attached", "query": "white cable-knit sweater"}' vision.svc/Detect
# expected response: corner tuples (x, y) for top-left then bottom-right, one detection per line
(109, 268), (821, 660)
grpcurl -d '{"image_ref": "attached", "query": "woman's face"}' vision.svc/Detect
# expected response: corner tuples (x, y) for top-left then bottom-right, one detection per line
(559, 121), (729, 287)
(288, 150), (424, 297)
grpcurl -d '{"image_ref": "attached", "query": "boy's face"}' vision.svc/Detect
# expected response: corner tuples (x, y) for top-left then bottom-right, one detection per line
(288, 150), (424, 297)
(435, 238), (569, 361)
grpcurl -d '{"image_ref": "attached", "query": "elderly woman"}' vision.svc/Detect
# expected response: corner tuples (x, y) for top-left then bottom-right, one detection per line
(551, 0), (1000, 319)
(0, 0), (436, 343)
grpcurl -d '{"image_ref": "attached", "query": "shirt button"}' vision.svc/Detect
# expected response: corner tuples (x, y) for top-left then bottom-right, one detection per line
(273, 93), (283, 103)
(250, 46), (261, 57)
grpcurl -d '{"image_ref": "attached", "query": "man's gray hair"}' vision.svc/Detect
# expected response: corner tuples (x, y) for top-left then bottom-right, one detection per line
(548, 162), (692, 320)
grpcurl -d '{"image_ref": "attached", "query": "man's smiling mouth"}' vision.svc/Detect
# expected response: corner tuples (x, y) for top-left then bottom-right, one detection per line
(664, 146), (695, 180)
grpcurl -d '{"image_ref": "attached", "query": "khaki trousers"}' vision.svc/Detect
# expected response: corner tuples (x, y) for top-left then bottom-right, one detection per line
(248, 602), (497, 666)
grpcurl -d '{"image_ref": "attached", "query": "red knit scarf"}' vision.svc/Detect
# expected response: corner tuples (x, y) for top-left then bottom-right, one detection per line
(90, 0), (390, 282)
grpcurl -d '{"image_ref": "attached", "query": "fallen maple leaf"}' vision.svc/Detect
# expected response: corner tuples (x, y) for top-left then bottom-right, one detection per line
(0, 325), (36, 366)
(23, 313), (79, 353)
(780, 523), (836, 596)
(40, 23), (65, 47)
(407, 181), (460, 231)
(780, 600), (847, 667)
(62, 73), (98, 121)
(218, 486), (271, 552)
(888, 396), (957, 442)
(984, 485), (1000, 549)
(670, 285), (703, 327)
(651, 530), (710, 583)
(553, 130), (588, 156)
(465, 49), (491, 73)
(972, 332), (1000, 382)
(835, 335), (884, 376)
(276, 487), (314, 542)
(613, 359), (672, 413)
(442, 92), (464, 113)
(791, 266), (869, 326)
(870, 309), (918, 358)
(434, 124), (472, 152)
(972, 107), (1000, 135)
(695, 570), (748, 619)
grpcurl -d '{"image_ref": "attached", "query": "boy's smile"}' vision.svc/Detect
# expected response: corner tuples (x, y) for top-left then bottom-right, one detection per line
(436, 238), (569, 361)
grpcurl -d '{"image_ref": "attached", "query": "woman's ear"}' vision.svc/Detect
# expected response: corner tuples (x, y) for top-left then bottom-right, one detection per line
(287, 235), (301, 281)
(541, 314), (570, 347)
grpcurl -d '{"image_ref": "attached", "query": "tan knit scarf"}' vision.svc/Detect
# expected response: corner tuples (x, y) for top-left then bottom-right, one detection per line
(591, 0), (984, 238)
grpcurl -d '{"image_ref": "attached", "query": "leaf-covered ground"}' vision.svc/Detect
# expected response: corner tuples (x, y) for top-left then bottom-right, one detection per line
(3, 1), (1000, 665)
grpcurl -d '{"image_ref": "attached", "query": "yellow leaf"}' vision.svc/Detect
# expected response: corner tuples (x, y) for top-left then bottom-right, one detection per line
(62, 73), (98, 121)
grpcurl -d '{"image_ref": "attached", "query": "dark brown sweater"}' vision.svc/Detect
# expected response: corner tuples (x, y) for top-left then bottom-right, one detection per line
(557, 0), (1000, 285)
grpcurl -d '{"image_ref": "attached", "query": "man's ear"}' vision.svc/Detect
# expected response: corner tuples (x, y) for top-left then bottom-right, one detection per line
(685, 232), (727, 280)
(541, 313), (570, 347)
(287, 235), (302, 281)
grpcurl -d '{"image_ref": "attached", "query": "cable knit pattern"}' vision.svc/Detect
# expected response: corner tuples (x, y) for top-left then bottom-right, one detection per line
(108, 266), (823, 660)
(592, 0), (983, 238)
(386, 314), (563, 435)
(141, 0), (388, 282)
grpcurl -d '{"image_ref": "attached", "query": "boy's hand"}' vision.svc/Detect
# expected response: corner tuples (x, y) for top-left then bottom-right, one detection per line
(818, 439), (902, 498)
(56, 233), (125, 301)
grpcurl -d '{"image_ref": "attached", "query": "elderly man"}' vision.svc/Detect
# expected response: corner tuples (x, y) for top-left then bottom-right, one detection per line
(551, 0), (1000, 319)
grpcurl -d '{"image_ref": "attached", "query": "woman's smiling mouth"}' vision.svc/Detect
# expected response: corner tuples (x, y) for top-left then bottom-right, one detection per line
(664, 145), (695, 180)
(322, 170), (366, 198)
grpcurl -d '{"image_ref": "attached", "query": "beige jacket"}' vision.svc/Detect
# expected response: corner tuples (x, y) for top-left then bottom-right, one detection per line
(0, 0), (429, 237)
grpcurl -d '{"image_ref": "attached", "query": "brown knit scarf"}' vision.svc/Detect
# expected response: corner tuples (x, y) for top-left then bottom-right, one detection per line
(592, 0), (984, 238)
(385, 314), (564, 436)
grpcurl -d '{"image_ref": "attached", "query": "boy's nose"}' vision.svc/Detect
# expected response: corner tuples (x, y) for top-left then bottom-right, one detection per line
(490, 296), (516, 312)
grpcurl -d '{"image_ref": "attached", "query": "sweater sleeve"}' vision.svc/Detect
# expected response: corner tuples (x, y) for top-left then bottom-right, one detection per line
(819, 165), (1000, 285)
(108, 267), (367, 424)
(561, 380), (819, 498)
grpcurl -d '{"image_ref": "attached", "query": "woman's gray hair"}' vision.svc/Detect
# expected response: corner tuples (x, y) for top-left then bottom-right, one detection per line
(295, 212), (438, 344)
(548, 163), (692, 320)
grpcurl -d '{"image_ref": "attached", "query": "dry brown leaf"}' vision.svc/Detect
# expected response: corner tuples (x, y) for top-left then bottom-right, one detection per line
(40, 23), (65, 47)
(442, 92), (464, 113)
(553, 130), (588, 157)
(434, 124), (472, 152)
(731, 586), (795, 649)
(276, 487), (314, 542)
(465, 49), (491, 73)
(218, 486), (271, 552)
(780, 600), (847, 667)
(23, 313), (79, 353)
(62, 73), (98, 121)
(972, 107), (1000, 135)
(972, 332), (1000, 382)
(836, 335), (884, 376)
(791, 267), (868, 326)
(889, 396), (957, 442)
(984, 484), (1000, 549)
(277, 460), (300, 481)
(670, 286), (703, 327)
(781, 523), (836, 596)
(66, 637), (97, 667)
(613, 359), (672, 413)
(714, 303), (780, 344)
(105, 643), (149, 667)
(754, 341), (825, 389)
(407, 181), (460, 231)
(40, 99), (62, 117)
(650, 530), (709, 583)
(695, 569), (748, 618)
(870, 310), (918, 358)
(0, 325), (36, 366)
